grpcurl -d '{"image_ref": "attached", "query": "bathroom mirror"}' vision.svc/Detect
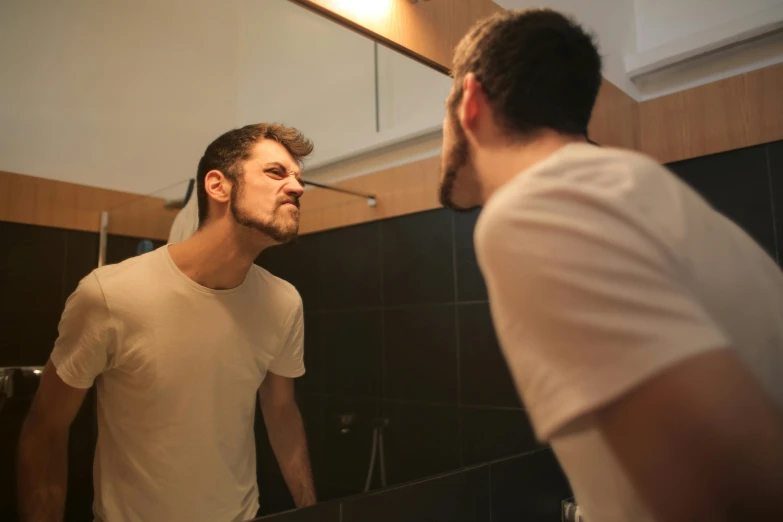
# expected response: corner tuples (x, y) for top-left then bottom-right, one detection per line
(0, 1), (538, 520)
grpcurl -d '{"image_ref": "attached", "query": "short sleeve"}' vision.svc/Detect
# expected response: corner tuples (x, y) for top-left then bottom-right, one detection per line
(50, 272), (115, 389)
(475, 181), (729, 441)
(268, 296), (305, 378)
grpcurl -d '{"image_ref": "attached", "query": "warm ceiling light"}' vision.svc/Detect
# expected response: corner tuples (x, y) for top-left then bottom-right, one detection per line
(331, 0), (393, 21)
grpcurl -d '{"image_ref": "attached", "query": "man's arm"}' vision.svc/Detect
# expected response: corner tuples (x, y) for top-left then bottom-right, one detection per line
(593, 349), (783, 522)
(259, 372), (316, 508)
(18, 359), (89, 522)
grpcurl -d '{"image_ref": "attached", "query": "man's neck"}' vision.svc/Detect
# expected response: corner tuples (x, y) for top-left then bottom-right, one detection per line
(478, 132), (585, 203)
(167, 222), (272, 290)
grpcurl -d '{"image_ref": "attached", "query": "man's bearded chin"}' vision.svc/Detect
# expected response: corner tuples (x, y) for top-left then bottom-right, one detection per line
(439, 124), (477, 212)
(230, 184), (299, 244)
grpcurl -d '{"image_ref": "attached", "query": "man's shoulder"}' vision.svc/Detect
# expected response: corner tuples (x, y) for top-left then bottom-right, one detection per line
(524, 143), (666, 192)
(91, 247), (165, 296)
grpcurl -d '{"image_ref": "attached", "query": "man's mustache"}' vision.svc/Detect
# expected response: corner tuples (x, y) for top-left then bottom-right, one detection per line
(278, 196), (300, 209)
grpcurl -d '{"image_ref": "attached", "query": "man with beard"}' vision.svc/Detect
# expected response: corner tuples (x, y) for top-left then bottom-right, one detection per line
(18, 124), (317, 522)
(440, 9), (783, 522)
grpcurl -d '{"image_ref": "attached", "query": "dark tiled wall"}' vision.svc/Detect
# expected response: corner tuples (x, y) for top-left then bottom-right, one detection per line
(256, 208), (539, 513)
(668, 142), (782, 262)
(255, 139), (783, 514)
(0, 225), (164, 522)
(254, 449), (571, 522)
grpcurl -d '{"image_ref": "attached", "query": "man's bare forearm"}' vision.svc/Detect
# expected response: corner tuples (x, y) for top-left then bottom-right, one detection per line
(263, 403), (317, 507)
(17, 417), (69, 522)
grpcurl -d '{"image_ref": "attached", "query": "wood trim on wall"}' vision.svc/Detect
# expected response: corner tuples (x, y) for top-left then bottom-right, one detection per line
(637, 62), (783, 164)
(299, 155), (441, 234)
(0, 170), (176, 241)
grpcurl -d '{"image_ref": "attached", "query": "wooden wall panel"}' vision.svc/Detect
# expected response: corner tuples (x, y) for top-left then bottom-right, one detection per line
(0, 171), (176, 240)
(638, 62), (783, 164)
(299, 155), (440, 234)
(590, 80), (639, 150)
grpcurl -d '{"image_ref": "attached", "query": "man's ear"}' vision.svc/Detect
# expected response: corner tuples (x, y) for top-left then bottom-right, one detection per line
(204, 170), (231, 205)
(459, 73), (484, 132)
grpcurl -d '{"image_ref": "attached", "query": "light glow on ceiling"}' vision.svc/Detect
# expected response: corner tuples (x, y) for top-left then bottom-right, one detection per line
(331, 0), (393, 22)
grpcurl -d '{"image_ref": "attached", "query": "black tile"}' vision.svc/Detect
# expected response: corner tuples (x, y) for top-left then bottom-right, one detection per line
(383, 305), (458, 403)
(316, 222), (382, 310)
(668, 145), (777, 258)
(458, 304), (521, 408)
(63, 230), (99, 303)
(0, 222), (68, 366)
(321, 310), (382, 397)
(256, 469), (295, 516)
(342, 466), (490, 522)
(256, 234), (321, 311)
(768, 140), (783, 264)
(323, 396), (378, 494)
(255, 501), (341, 522)
(490, 450), (572, 522)
(454, 208), (487, 301)
(460, 407), (541, 466)
(381, 401), (460, 486)
(297, 313), (323, 396)
(105, 234), (165, 266)
(382, 209), (455, 306)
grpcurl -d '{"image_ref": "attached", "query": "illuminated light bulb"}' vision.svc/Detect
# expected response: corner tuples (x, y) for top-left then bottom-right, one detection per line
(331, 0), (393, 21)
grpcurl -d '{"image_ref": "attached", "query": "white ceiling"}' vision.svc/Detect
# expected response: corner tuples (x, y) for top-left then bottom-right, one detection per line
(494, 0), (783, 100)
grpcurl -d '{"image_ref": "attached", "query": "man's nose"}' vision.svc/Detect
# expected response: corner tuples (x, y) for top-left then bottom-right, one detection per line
(285, 178), (305, 198)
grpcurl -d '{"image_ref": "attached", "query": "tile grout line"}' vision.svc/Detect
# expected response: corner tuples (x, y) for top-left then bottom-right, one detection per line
(451, 211), (465, 468)
(488, 462), (494, 522)
(317, 391), (526, 412)
(765, 145), (780, 263)
(306, 300), (491, 315)
(378, 221), (387, 412)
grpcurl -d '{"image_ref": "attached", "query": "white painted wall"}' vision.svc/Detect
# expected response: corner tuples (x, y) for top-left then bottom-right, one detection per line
(376, 46), (452, 135)
(0, 0), (240, 197)
(0, 0), (451, 197)
(236, 0), (377, 168)
(633, 0), (783, 53)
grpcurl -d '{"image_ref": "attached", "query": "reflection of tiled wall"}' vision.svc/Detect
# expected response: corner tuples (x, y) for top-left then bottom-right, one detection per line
(1, 139), (782, 520)
(256, 207), (545, 511)
(255, 449), (571, 522)
(256, 139), (783, 513)
(0, 227), (163, 522)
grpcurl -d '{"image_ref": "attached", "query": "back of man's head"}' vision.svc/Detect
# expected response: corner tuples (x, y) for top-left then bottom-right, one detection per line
(450, 9), (602, 139)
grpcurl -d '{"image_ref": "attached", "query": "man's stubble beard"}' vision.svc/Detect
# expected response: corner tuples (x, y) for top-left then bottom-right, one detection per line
(439, 113), (476, 213)
(229, 179), (299, 244)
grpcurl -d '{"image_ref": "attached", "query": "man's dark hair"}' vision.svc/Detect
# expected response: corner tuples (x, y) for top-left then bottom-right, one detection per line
(196, 123), (313, 226)
(450, 9), (602, 139)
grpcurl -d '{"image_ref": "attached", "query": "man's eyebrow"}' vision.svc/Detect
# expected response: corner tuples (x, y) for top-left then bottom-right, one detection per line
(262, 162), (302, 180)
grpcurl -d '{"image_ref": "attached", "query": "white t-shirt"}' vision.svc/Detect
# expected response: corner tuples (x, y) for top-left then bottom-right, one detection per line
(50, 246), (305, 522)
(474, 143), (783, 522)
